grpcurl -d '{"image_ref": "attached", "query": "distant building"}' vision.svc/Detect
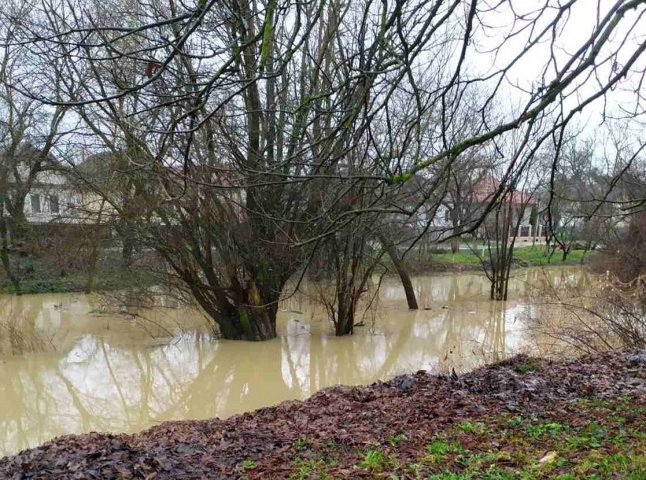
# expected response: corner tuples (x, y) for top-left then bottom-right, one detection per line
(469, 175), (540, 242)
(2, 146), (115, 244)
(22, 169), (84, 225)
(413, 174), (541, 246)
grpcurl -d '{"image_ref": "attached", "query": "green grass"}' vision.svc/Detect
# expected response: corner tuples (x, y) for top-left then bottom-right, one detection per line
(359, 449), (391, 472)
(432, 245), (591, 268)
(290, 458), (331, 480)
(433, 250), (484, 266)
(426, 439), (466, 456)
(0, 269), (157, 294)
(284, 397), (646, 479)
(388, 433), (405, 447)
(512, 361), (541, 373)
(456, 421), (489, 435)
(292, 438), (311, 451)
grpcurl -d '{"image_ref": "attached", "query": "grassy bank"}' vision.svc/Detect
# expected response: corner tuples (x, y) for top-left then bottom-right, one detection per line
(2, 350), (643, 479)
(2, 245), (592, 294)
(0, 251), (158, 294)
(286, 397), (645, 479)
(431, 245), (591, 269)
(0, 268), (157, 294)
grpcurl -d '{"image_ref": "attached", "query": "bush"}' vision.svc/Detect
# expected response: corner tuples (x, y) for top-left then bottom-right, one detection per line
(600, 212), (646, 286)
(530, 275), (646, 353)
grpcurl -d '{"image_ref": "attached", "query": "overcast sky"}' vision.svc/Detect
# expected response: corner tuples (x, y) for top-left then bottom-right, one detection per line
(471, 0), (646, 138)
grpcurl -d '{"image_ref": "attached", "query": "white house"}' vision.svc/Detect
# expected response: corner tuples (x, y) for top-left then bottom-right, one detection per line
(22, 169), (85, 225)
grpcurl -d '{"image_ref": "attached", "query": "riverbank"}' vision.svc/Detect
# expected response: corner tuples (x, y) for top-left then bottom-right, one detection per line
(0, 249), (158, 294)
(1, 245), (593, 294)
(2, 349), (644, 479)
(421, 245), (593, 272)
(0, 268), (157, 294)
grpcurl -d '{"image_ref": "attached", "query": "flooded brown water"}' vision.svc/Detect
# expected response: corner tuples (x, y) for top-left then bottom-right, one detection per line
(0, 267), (588, 456)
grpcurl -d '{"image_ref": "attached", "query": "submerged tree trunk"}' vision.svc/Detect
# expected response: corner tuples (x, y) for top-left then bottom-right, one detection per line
(190, 276), (282, 341)
(334, 313), (352, 336)
(334, 290), (356, 336)
(381, 236), (418, 310)
(219, 304), (278, 341)
(198, 302), (279, 341)
(486, 200), (516, 301)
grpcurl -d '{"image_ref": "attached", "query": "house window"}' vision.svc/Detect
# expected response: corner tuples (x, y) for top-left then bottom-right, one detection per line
(444, 208), (450, 222)
(49, 195), (60, 214)
(30, 194), (41, 214)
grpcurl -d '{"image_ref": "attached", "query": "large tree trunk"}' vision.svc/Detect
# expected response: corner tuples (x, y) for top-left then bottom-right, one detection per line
(334, 291), (355, 336)
(192, 278), (281, 341)
(0, 216), (22, 295)
(0, 232), (21, 295)
(219, 304), (278, 341)
(381, 236), (418, 309)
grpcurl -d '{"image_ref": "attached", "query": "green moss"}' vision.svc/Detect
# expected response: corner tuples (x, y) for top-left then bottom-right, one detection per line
(512, 361), (540, 373)
(239, 310), (251, 332)
(391, 172), (413, 184)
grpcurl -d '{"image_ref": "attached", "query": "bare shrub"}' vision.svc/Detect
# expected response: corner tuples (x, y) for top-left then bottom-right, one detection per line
(91, 287), (210, 339)
(529, 274), (646, 354)
(0, 300), (55, 355)
(302, 274), (382, 336)
(530, 212), (646, 354)
(591, 212), (646, 287)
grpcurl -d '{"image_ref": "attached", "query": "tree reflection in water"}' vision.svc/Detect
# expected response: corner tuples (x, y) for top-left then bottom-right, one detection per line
(0, 267), (588, 456)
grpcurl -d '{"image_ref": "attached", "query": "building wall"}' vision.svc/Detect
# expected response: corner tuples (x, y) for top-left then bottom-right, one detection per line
(20, 171), (114, 225)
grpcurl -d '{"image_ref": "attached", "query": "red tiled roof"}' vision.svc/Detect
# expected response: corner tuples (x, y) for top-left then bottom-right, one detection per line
(472, 175), (536, 205)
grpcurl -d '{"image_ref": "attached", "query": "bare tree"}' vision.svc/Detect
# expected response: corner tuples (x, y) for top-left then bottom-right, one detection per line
(4, 0), (646, 337)
(0, 7), (70, 293)
(442, 151), (498, 253)
(318, 217), (385, 336)
(477, 169), (539, 301)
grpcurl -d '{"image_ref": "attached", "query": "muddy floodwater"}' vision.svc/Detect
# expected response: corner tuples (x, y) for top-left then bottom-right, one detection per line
(0, 267), (588, 456)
